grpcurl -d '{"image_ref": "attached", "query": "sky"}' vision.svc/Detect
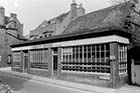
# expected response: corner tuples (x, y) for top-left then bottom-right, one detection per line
(1, 0), (111, 35)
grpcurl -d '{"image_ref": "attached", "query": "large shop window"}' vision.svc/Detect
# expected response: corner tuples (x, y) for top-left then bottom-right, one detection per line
(118, 44), (127, 75)
(13, 52), (21, 67)
(30, 49), (48, 69)
(61, 43), (110, 74)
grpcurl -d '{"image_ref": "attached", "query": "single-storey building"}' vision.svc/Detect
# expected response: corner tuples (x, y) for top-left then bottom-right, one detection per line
(11, 0), (140, 88)
(11, 26), (131, 88)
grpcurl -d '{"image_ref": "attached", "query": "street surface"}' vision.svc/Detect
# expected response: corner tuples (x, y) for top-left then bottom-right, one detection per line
(0, 72), (94, 93)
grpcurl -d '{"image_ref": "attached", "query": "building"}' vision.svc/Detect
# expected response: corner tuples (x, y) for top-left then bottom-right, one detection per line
(30, 1), (85, 40)
(0, 6), (26, 67)
(11, 0), (140, 88)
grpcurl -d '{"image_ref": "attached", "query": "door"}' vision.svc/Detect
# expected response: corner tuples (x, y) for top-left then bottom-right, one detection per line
(52, 48), (58, 77)
(131, 60), (140, 85)
(24, 55), (28, 72)
(23, 52), (28, 73)
(53, 55), (58, 71)
(53, 55), (58, 77)
(130, 45), (140, 85)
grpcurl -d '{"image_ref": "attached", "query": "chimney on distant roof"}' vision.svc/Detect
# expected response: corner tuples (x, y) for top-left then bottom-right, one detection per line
(10, 13), (17, 19)
(71, 0), (78, 20)
(77, 3), (85, 16)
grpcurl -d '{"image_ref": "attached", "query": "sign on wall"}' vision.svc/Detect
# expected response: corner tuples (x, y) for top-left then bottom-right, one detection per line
(99, 75), (110, 80)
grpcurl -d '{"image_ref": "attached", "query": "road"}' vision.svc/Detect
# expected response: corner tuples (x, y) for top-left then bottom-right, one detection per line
(0, 72), (94, 93)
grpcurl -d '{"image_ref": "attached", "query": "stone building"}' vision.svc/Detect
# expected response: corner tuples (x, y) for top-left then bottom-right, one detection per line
(30, 0), (85, 40)
(11, 0), (140, 88)
(0, 6), (26, 67)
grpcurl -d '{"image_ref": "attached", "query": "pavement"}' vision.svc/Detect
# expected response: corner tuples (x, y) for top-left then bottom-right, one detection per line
(0, 67), (140, 93)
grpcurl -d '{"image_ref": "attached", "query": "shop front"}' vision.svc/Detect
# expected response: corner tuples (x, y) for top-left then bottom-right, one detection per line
(11, 27), (131, 88)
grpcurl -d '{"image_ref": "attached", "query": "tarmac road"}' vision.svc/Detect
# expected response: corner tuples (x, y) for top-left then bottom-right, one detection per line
(0, 71), (94, 93)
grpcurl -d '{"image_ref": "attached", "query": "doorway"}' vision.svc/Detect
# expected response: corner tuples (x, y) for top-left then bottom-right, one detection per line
(129, 45), (140, 85)
(23, 51), (28, 73)
(53, 55), (58, 71)
(52, 48), (58, 77)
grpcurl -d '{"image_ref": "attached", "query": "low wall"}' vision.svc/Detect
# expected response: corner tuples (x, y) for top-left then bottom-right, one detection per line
(118, 75), (128, 87)
(28, 68), (50, 77)
(59, 72), (113, 88)
(12, 67), (23, 72)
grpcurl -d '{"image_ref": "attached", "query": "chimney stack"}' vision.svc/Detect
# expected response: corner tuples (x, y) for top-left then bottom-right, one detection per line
(71, 0), (78, 20)
(77, 3), (85, 16)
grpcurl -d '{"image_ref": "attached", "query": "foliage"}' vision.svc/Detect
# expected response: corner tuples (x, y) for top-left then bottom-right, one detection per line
(110, 0), (130, 4)
(0, 84), (14, 93)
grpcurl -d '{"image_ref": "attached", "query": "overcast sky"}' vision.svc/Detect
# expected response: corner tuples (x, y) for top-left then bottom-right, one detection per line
(1, 0), (111, 35)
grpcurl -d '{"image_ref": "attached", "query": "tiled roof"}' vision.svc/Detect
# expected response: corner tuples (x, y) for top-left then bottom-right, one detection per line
(63, 1), (132, 34)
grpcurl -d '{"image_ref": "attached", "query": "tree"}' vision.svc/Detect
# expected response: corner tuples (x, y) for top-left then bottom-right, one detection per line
(110, 0), (130, 4)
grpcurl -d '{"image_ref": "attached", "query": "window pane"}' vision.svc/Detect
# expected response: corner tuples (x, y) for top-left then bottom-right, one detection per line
(61, 43), (110, 74)
(30, 49), (48, 69)
(118, 44), (127, 75)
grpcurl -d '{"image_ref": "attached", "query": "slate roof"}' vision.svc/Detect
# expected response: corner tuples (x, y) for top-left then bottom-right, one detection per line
(63, 1), (132, 34)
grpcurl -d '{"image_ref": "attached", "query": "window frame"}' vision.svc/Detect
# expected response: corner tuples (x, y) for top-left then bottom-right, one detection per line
(118, 44), (128, 75)
(61, 43), (110, 74)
